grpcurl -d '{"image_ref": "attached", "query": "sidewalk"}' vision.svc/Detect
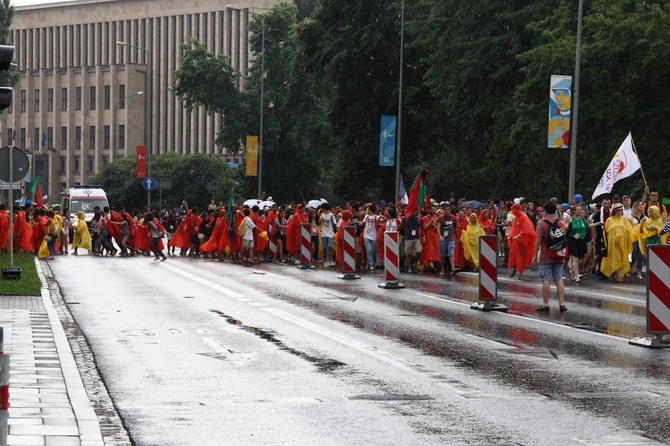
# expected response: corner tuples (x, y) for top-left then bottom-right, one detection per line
(0, 259), (105, 446)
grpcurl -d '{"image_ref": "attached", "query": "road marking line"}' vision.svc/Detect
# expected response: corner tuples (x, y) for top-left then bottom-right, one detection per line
(159, 262), (245, 297)
(415, 292), (630, 343)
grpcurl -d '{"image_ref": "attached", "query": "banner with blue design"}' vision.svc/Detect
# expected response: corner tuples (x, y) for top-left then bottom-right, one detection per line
(379, 115), (396, 166)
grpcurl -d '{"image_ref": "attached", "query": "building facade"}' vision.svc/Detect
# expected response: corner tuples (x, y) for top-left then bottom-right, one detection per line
(2, 0), (279, 199)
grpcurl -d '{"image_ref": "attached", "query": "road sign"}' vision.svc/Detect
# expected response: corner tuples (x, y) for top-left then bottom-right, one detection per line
(142, 177), (156, 191)
(0, 146), (29, 182)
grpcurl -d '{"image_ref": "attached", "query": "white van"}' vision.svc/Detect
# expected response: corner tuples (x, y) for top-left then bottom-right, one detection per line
(61, 185), (110, 224)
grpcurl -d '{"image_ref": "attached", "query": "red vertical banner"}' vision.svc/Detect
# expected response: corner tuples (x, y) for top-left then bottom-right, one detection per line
(136, 145), (147, 178)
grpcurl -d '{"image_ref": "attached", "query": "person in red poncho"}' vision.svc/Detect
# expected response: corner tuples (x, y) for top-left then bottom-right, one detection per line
(286, 205), (306, 262)
(0, 204), (9, 254)
(478, 209), (495, 235)
(169, 210), (192, 255)
(335, 209), (351, 266)
(200, 209), (227, 257)
(13, 208), (34, 253)
(31, 208), (49, 253)
(419, 209), (441, 272)
(507, 203), (536, 280)
(452, 208), (469, 271)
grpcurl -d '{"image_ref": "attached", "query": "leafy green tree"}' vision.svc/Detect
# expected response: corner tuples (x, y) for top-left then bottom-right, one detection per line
(296, 0), (442, 201)
(516, 0), (670, 199)
(0, 0), (18, 100)
(91, 154), (239, 211)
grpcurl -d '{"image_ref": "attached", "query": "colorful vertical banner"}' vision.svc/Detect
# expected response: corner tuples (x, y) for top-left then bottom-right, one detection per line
(246, 136), (258, 177)
(379, 115), (396, 167)
(548, 75), (572, 149)
(136, 145), (147, 178)
(23, 154), (32, 183)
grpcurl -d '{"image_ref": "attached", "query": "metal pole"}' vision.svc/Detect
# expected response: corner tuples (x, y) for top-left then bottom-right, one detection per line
(8, 143), (13, 268)
(395, 0), (405, 204)
(258, 17), (265, 200)
(146, 52), (152, 210)
(568, 0), (583, 201)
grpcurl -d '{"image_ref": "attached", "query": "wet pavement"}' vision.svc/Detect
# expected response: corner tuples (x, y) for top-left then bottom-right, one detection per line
(45, 253), (670, 445)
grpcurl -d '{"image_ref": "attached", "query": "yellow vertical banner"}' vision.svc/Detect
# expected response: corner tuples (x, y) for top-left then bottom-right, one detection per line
(245, 136), (258, 177)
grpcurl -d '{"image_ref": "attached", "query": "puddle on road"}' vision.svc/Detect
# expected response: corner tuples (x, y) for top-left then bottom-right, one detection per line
(209, 309), (345, 373)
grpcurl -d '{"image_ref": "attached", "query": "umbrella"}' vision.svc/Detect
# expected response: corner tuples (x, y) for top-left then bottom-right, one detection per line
(243, 199), (261, 207)
(308, 199), (324, 209)
(258, 200), (275, 211)
(459, 200), (486, 209)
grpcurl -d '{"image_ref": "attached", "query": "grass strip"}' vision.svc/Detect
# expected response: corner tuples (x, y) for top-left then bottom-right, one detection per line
(0, 253), (42, 296)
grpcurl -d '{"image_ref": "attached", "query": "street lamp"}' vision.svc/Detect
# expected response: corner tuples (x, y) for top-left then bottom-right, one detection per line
(116, 41), (152, 208)
(395, 0), (405, 205)
(226, 5), (265, 199)
(112, 90), (143, 161)
(568, 0), (584, 201)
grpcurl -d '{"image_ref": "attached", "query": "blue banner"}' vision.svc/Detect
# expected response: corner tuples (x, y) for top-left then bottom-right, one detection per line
(379, 115), (396, 167)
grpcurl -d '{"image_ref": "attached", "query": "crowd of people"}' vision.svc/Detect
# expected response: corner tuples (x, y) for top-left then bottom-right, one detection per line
(1, 187), (668, 301)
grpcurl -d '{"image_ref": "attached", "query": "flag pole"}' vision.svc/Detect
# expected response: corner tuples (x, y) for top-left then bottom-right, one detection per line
(630, 135), (648, 188)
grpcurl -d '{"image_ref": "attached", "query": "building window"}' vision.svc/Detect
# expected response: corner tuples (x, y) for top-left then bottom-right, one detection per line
(118, 84), (126, 109)
(60, 156), (66, 171)
(61, 88), (67, 111)
(104, 85), (110, 109)
(74, 156), (80, 172)
(75, 126), (81, 149)
(102, 156), (109, 166)
(47, 89), (54, 112)
(7, 128), (11, 145)
(119, 125), (125, 149)
(34, 128), (39, 150)
(20, 90), (26, 113)
(103, 125), (110, 149)
(34, 89), (39, 112)
(89, 126), (95, 149)
(88, 156), (94, 172)
(61, 127), (67, 149)
(89, 86), (96, 110)
(75, 87), (81, 110)
(47, 127), (53, 150)
(20, 128), (26, 148)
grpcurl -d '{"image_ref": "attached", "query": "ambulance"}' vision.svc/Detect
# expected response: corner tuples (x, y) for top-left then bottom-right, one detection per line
(60, 185), (110, 225)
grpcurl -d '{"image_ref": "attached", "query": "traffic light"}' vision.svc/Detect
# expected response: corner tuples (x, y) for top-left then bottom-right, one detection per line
(0, 45), (14, 111)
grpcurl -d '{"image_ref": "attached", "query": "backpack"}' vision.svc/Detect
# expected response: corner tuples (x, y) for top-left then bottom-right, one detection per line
(238, 217), (247, 237)
(543, 218), (567, 258)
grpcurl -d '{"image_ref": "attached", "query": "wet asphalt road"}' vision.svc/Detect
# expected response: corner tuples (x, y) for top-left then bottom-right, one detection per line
(47, 253), (670, 446)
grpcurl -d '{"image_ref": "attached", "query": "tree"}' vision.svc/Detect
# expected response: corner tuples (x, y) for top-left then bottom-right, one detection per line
(0, 0), (19, 95)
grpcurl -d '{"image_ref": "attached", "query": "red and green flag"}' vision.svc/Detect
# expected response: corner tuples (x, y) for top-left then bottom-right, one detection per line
(404, 168), (430, 217)
(30, 176), (43, 208)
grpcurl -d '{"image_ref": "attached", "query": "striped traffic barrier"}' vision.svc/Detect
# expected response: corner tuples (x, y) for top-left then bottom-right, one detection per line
(471, 235), (507, 312)
(338, 226), (361, 280)
(0, 352), (8, 446)
(630, 244), (670, 348)
(378, 231), (405, 289)
(297, 223), (315, 270)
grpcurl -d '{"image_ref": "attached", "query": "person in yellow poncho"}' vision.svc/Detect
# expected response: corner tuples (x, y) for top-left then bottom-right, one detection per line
(640, 205), (662, 258)
(459, 213), (485, 270)
(600, 203), (634, 282)
(71, 211), (92, 255)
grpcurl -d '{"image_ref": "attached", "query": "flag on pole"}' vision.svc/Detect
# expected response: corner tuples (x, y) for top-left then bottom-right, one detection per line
(404, 168), (430, 217)
(26, 137), (32, 151)
(227, 194), (236, 234)
(41, 131), (47, 147)
(30, 176), (42, 208)
(11, 130), (16, 143)
(398, 175), (408, 205)
(592, 132), (642, 199)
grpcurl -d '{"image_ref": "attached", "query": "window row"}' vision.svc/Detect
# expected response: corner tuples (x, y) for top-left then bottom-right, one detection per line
(57, 155), (109, 173)
(8, 125), (126, 150)
(12, 84), (128, 113)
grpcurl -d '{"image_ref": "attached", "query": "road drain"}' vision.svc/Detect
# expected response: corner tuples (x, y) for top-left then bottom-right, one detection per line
(209, 309), (346, 373)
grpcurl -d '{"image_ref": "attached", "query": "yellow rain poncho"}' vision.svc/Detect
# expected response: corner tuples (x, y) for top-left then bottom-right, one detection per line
(71, 211), (92, 252)
(600, 214), (634, 277)
(640, 205), (662, 257)
(459, 214), (485, 268)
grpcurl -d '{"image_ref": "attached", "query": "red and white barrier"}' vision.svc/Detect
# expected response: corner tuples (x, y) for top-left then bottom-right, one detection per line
(0, 352), (8, 446)
(630, 244), (670, 348)
(471, 235), (507, 312)
(338, 226), (360, 280)
(378, 231), (405, 289)
(297, 223), (315, 270)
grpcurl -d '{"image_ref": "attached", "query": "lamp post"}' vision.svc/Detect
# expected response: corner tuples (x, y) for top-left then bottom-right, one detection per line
(116, 41), (152, 208)
(568, 0), (584, 202)
(11, 63), (37, 202)
(395, 0), (405, 205)
(226, 5), (265, 200)
(112, 91), (143, 161)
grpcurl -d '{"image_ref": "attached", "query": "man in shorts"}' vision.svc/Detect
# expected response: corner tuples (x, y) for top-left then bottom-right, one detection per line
(241, 208), (259, 265)
(534, 200), (567, 312)
(400, 207), (422, 273)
